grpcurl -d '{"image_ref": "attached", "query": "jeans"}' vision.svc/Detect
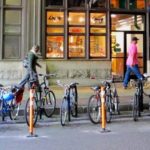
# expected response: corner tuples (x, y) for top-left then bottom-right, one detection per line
(123, 64), (143, 87)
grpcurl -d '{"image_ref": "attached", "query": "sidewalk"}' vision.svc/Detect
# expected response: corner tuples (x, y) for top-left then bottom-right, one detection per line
(18, 82), (150, 115)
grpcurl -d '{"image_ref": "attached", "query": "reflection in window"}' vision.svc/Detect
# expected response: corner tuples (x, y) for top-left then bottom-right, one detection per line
(111, 14), (145, 31)
(68, 0), (85, 7)
(46, 36), (64, 58)
(90, 28), (106, 33)
(90, 36), (106, 57)
(5, 0), (21, 5)
(89, 0), (106, 8)
(90, 13), (106, 26)
(4, 35), (20, 58)
(110, 0), (145, 9)
(47, 27), (64, 34)
(47, 12), (64, 25)
(4, 10), (21, 34)
(69, 36), (85, 58)
(111, 32), (124, 57)
(46, 0), (63, 6)
(69, 27), (85, 33)
(69, 13), (85, 25)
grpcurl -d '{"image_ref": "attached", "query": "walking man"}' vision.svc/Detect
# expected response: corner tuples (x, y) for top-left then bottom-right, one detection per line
(123, 37), (143, 88)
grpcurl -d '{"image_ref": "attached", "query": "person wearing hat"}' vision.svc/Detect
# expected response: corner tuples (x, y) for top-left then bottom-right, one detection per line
(123, 36), (143, 88)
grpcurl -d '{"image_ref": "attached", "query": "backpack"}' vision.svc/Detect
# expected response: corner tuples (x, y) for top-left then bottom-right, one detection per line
(22, 55), (29, 68)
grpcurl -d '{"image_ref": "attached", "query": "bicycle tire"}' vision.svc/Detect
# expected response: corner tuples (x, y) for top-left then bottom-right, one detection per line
(0, 100), (5, 121)
(10, 99), (20, 120)
(106, 96), (112, 123)
(70, 86), (78, 117)
(133, 94), (139, 121)
(43, 90), (56, 118)
(88, 95), (101, 124)
(60, 98), (68, 126)
(25, 98), (38, 127)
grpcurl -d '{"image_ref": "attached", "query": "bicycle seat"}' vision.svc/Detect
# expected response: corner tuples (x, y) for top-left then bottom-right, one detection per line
(91, 86), (100, 91)
(69, 82), (79, 88)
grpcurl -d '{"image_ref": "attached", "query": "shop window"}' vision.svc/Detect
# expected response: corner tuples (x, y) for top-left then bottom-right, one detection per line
(90, 36), (106, 57)
(68, 12), (85, 58)
(111, 14), (145, 31)
(5, 0), (21, 6)
(46, 11), (64, 58)
(110, 0), (145, 9)
(68, 0), (85, 7)
(89, 0), (106, 8)
(90, 13), (106, 26)
(69, 36), (85, 58)
(46, 36), (64, 58)
(69, 12), (85, 25)
(47, 12), (64, 25)
(90, 28), (106, 33)
(46, 0), (63, 7)
(110, 0), (127, 9)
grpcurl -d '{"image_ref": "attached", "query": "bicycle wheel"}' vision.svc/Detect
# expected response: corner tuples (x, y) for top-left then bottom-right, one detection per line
(60, 98), (68, 126)
(0, 100), (5, 121)
(25, 98), (38, 126)
(43, 90), (56, 118)
(70, 86), (78, 117)
(133, 94), (139, 121)
(88, 95), (101, 124)
(10, 99), (20, 120)
(105, 96), (112, 123)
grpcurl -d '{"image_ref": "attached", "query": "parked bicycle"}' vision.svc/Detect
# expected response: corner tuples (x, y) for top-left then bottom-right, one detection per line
(0, 86), (15, 121)
(88, 77), (120, 124)
(25, 73), (56, 126)
(57, 80), (79, 126)
(132, 73), (150, 121)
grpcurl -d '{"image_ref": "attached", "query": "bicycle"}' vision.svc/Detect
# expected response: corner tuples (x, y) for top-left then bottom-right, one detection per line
(57, 80), (79, 126)
(25, 73), (56, 126)
(0, 86), (14, 121)
(132, 73), (150, 121)
(88, 78), (120, 124)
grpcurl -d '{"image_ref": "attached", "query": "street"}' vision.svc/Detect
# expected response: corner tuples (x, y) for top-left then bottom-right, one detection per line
(1, 115), (150, 150)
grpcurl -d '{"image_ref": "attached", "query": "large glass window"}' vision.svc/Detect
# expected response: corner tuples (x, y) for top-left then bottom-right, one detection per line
(111, 14), (145, 31)
(89, 0), (106, 8)
(90, 13), (107, 58)
(4, 9), (22, 59)
(5, 0), (21, 6)
(68, 0), (85, 7)
(46, 11), (64, 58)
(46, 0), (63, 7)
(110, 0), (145, 9)
(68, 12), (85, 58)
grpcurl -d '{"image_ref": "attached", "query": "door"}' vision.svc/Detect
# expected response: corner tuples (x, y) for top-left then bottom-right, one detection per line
(111, 32), (145, 77)
(125, 32), (145, 75)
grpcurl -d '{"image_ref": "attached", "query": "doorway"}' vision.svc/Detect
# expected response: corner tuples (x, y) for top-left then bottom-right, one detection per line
(111, 32), (145, 77)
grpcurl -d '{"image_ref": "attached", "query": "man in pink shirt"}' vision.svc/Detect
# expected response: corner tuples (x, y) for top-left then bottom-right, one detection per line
(123, 37), (143, 88)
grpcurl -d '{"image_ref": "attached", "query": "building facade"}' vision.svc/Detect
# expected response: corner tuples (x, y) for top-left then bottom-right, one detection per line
(0, 0), (150, 85)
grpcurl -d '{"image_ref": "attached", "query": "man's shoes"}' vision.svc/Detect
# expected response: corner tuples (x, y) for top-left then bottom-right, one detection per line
(123, 86), (127, 89)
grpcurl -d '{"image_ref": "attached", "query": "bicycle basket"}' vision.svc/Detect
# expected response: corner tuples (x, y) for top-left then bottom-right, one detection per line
(15, 88), (24, 103)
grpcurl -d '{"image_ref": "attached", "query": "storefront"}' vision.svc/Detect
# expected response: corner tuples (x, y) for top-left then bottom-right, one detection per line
(0, 0), (150, 85)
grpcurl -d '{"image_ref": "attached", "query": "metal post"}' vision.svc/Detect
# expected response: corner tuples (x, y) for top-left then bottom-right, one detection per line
(100, 86), (110, 133)
(27, 87), (38, 137)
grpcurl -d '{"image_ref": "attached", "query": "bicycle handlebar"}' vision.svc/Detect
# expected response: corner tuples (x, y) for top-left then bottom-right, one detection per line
(56, 80), (79, 89)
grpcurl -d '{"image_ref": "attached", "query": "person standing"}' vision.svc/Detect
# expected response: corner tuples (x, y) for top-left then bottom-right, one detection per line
(123, 37), (143, 88)
(17, 45), (41, 88)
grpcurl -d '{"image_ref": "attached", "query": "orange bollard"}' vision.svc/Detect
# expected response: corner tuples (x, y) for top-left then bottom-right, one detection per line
(27, 87), (38, 137)
(100, 86), (110, 133)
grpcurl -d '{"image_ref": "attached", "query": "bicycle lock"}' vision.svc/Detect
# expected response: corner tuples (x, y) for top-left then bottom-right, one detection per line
(100, 86), (110, 133)
(27, 86), (38, 137)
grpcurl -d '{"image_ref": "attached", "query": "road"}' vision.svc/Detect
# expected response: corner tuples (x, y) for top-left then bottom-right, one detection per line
(1, 115), (150, 150)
